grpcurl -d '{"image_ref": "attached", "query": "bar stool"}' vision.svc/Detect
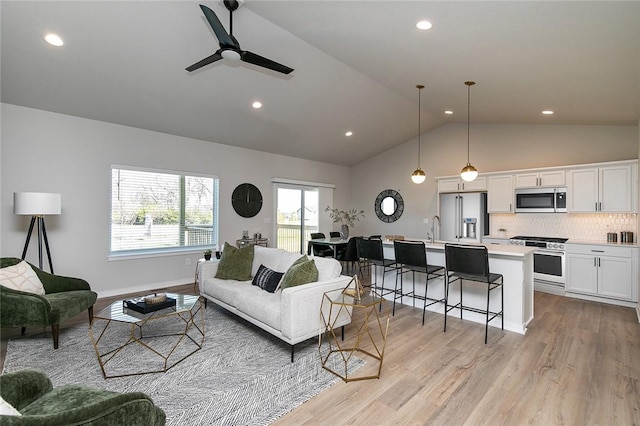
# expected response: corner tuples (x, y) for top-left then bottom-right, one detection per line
(393, 240), (445, 322)
(356, 237), (396, 297)
(444, 243), (504, 344)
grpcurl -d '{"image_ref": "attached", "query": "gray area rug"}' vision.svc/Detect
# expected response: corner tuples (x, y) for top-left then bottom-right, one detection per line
(3, 303), (364, 425)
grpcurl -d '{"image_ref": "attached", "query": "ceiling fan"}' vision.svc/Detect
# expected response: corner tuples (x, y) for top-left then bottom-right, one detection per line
(186, 1), (294, 75)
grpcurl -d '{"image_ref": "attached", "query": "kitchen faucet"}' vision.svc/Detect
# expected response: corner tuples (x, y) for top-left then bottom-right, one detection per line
(430, 215), (441, 242)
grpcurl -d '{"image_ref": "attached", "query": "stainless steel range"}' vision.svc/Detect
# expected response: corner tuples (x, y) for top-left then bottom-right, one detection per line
(509, 236), (568, 293)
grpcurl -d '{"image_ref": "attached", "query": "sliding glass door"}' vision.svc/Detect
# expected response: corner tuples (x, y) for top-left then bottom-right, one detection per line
(275, 185), (319, 253)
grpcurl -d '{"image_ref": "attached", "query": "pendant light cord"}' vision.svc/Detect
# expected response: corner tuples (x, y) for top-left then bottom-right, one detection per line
(418, 86), (422, 168)
(467, 82), (471, 164)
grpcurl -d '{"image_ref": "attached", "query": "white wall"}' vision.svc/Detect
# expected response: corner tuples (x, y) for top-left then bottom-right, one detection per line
(351, 122), (639, 238)
(0, 104), (351, 296)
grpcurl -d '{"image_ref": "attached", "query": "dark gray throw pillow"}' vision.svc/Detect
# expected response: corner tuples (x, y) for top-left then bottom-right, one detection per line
(251, 264), (284, 293)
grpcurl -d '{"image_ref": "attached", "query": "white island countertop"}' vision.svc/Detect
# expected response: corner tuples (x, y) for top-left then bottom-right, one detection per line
(382, 238), (537, 257)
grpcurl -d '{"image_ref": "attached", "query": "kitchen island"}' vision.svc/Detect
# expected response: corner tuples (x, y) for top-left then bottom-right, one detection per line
(375, 240), (535, 335)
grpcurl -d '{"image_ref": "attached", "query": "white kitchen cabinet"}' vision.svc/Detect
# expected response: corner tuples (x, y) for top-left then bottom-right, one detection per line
(567, 163), (637, 213)
(565, 244), (637, 302)
(487, 174), (514, 213)
(514, 170), (565, 188)
(437, 176), (487, 193)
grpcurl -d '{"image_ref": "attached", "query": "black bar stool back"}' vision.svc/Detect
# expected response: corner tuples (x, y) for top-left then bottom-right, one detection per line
(356, 237), (396, 296)
(444, 243), (504, 344)
(393, 240), (445, 321)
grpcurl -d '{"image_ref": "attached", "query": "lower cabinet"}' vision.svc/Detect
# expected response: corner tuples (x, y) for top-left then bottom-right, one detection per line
(565, 244), (637, 302)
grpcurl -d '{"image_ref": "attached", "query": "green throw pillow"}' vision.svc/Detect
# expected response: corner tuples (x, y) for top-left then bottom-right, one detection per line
(280, 256), (319, 289)
(215, 242), (255, 280)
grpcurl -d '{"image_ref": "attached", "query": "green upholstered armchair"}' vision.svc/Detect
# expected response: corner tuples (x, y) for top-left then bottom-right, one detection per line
(0, 369), (166, 425)
(0, 257), (97, 349)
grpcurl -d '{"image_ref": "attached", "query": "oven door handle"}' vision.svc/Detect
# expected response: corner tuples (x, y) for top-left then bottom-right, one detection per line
(535, 249), (564, 256)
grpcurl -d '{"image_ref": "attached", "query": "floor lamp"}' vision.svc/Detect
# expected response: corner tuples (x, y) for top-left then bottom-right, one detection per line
(14, 192), (61, 273)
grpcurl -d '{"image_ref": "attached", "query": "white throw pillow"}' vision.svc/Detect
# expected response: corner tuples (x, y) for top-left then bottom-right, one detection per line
(0, 395), (21, 416)
(0, 261), (46, 295)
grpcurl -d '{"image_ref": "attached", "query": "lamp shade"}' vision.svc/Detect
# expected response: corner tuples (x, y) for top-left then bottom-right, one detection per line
(13, 192), (61, 215)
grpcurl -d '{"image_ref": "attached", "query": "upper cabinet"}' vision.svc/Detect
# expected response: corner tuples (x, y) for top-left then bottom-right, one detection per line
(567, 163), (637, 213)
(437, 177), (487, 193)
(487, 174), (514, 213)
(514, 171), (565, 188)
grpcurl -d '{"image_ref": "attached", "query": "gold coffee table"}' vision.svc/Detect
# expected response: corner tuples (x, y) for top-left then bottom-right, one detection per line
(89, 293), (204, 379)
(319, 280), (389, 382)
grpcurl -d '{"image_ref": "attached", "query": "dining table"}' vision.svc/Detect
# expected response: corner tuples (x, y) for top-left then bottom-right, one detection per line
(307, 237), (349, 258)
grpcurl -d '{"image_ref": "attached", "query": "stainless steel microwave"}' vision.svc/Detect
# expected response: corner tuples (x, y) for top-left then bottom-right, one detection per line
(515, 187), (567, 213)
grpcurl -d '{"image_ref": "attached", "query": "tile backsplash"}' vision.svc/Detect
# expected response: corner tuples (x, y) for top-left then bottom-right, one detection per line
(491, 213), (637, 241)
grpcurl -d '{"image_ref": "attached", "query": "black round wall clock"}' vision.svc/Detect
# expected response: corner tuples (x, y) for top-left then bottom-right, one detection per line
(232, 183), (263, 218)
(374, 189), (404, 223)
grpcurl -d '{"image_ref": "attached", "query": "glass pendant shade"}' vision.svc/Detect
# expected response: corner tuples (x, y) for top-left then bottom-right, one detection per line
(411, 168), (426, 184)
(460, 163), (478, 182)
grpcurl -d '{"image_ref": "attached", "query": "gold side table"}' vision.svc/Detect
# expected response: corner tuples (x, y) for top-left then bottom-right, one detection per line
(89, 293), (205, 379)
(319, 277), (389, 382)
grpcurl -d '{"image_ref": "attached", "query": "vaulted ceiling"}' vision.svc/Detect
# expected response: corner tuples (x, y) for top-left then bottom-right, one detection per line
(2, 1), (639, 166)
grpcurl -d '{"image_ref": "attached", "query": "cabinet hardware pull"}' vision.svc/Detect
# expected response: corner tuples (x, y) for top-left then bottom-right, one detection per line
(594, 257), (597, 267)
(591, 250), (605, 253)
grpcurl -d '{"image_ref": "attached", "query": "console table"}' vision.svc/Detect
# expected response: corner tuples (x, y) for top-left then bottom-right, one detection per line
(236, 237), (268, 248)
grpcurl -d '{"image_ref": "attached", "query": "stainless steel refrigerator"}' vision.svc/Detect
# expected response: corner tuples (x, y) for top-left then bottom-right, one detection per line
(439, 192), (489, 243)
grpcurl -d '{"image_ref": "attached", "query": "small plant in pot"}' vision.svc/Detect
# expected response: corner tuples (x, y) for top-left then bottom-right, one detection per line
(203, 249), (212, 261)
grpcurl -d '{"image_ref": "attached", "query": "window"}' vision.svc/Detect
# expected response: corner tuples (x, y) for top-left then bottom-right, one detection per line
(110, 165), (219, 257)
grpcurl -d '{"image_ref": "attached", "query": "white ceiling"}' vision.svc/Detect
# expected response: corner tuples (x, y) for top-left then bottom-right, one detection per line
(2, 1), (639, 167)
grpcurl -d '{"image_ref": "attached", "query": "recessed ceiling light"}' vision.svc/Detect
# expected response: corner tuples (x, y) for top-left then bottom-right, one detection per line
(44, 33), (63, 47)
(252, 101), (262, 109)
(542, 110), (554, 115)
(416, 20), (432, 30)
(444, 110), (453, 115)
(345, 131), (353, 137)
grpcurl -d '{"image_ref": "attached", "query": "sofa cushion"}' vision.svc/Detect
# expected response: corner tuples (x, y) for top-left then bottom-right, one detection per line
(277, 251), (304, 273)
(252, 264), (284, 293)
(252, 245), (285, 276)
(0, 261), (45, 295)
(234, 286), (281, 331)
(280, 256), (319, 290)
(215, 242), (254, 281)
(311, 256), (343, 281)
(204, 279), (248, 308)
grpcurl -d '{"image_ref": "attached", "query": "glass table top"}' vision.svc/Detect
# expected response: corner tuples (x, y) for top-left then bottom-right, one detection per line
(95, 293), (200, 323)
(322, 287), (384, 308)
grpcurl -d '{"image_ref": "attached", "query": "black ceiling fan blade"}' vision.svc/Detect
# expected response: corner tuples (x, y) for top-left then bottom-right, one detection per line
(186, 51), (223, 72)
(241, 51), (294, 75)
(199, 4), (235, 49)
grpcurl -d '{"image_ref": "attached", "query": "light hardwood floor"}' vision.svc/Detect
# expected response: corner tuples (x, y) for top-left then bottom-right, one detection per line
(2, 284), (640, 425)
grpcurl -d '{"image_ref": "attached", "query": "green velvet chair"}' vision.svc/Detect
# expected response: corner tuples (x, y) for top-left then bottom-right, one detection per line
(0, 257), (97, 349)
(0, 369), (166, 425)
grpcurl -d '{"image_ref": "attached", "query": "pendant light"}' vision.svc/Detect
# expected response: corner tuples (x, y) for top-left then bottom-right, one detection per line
(411, 84), (426, 184)
(460, 81), (478, 182)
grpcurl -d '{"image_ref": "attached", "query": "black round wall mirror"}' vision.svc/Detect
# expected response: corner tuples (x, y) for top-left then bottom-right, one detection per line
(232, 183), (263, 218)
(374, 189), (404, 223)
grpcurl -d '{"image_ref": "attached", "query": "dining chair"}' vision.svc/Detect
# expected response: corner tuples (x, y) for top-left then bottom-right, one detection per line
(309, 232), (333, 257)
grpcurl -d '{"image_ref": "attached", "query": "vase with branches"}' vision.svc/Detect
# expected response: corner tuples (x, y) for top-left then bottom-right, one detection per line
(325, 206), (365, 239)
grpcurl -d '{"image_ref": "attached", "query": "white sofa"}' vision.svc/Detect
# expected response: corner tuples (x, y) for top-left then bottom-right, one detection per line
(199, 245), (353, 361)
